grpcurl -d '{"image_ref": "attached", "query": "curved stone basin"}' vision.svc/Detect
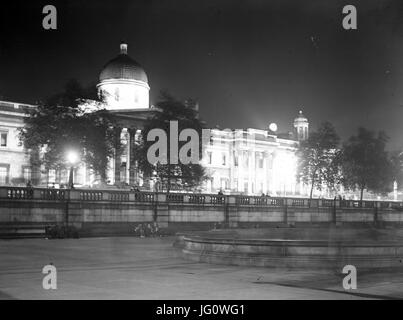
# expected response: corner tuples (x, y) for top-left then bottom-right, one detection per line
(174, 228), (403, 269)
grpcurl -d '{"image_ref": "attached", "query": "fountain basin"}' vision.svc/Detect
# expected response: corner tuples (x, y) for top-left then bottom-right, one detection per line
(174, 228), (403, 269)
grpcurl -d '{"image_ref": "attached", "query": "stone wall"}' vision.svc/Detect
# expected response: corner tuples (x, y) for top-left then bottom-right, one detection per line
(1, 187), (403, 236)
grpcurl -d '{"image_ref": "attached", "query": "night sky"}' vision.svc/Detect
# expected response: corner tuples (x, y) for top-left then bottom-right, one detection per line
(1, 0), (403, 149)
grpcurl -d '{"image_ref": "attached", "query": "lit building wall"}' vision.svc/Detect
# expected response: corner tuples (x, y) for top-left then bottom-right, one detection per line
(202, 128), (301, 195)
(0, 102), (35, 185)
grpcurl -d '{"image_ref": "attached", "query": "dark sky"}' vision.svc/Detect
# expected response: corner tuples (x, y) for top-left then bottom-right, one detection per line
(1, 0), (403, 149)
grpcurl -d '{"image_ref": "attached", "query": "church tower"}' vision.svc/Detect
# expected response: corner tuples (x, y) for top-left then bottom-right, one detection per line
(293, 110), (309, 141)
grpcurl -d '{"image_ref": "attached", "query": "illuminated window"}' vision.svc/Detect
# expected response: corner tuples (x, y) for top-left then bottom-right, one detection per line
(207, 152), (212, 164)
(243, 180), (248, 193)
(268, 154), (273, 169)
(0, 132), (7, 147)
(220, 178), (228, 190)
(243, 151), (249, 167)
(256, 152), (264, 168)
(0, 165), (9, 184)
(23, 166), (31, 182)
(48, 169), (56, 183)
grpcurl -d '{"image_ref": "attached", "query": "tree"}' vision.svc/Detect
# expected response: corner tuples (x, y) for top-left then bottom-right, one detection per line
(389, 151), (403, 190)
(134, 92), (206, 191)
(296, 122), (341, 201)
(340, 128), (395, 201)
(19, 79), (119, 185)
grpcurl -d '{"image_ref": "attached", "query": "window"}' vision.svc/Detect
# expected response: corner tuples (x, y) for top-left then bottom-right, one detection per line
(233, 152), (238, 167)
(256, 153), (264, 169)
(207, 152), (212, 164)
(243, 151), (249, 167)
(221, 178), (228, 190)
(0, 132), (7, 147)
(243, 180), (248, 193)
(222, 154), (226, 166)
(48, 169), (56, 183)
(298, 127), (303, 139)
(0, 165), (9, 185)
(268, 154), (273, 169)
(114, 88), (120, 101)
(23, 166), (31, 182)
(206, 179), (212, 192)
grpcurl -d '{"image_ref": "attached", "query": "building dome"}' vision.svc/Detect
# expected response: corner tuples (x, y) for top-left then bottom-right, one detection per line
(99, 43), (148, 83)
(97, 43), (150, 110)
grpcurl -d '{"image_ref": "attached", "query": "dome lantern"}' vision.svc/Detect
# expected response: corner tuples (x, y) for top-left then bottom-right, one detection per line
(293, 109), (309, 141)
(120, 42), (128, 55)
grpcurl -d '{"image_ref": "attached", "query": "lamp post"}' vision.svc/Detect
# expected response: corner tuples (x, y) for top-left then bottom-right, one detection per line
(67, 151), (79, 189)
(65, 151), (79, 228)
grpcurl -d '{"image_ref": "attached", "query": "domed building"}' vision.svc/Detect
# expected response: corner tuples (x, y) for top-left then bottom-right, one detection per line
(0, 43), (312, 197)
(97, 43), (150, 110)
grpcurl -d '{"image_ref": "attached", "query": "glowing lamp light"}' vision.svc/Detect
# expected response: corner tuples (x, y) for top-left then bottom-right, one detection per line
(67, 151), (79, 165)
(269, 123), (278, 132)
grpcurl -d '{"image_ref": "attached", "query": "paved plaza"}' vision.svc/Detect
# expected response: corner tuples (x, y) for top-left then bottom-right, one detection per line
(0, 236), (403, 300)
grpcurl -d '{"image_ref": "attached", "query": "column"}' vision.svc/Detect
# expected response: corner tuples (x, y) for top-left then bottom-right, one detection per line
(113, 126), (122, 185)
(248, 150), (253, 194)
(124, 128), (130, 184)
(128, 127), (137, 186)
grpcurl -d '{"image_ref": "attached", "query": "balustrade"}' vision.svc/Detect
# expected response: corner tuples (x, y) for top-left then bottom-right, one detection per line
(0, 186), (402, 211)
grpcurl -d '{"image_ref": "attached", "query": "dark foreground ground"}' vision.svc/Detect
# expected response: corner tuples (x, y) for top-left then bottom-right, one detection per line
(0, 236), (403, 300)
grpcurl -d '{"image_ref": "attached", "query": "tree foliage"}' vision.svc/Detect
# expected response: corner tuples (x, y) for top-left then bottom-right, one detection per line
(340, 127), (397, 200)
(134, 92), (206, 191)
(390, 151), (403, 189)
(296, 121), (341, 199)
(19, 79), (119, 184)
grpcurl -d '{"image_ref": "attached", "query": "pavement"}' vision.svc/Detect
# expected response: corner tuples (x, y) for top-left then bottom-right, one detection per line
(0, 236), (403, 300)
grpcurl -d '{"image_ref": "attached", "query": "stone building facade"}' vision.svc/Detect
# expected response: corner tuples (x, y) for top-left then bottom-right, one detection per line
(0, 43), (309, 196)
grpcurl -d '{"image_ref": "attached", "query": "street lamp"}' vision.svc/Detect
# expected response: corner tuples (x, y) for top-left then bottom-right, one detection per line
(67, 151), (79, 189)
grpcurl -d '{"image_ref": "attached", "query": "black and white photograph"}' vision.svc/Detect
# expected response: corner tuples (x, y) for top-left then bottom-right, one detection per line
(1, 0), (403, 304)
